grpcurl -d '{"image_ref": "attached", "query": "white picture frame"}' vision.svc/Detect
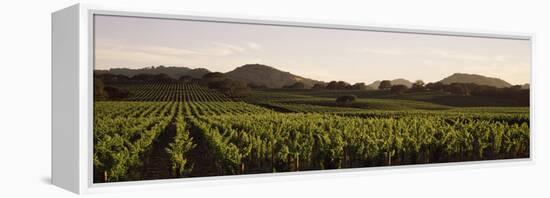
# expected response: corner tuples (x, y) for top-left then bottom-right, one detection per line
(52, 3), (534, 194)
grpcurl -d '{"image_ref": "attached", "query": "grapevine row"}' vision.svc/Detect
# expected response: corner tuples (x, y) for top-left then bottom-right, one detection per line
(126, 83), (232, 102)
(93, 102), (177, 182)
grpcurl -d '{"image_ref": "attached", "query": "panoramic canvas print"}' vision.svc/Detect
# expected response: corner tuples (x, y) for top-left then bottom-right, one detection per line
(93, 15), (531, 183)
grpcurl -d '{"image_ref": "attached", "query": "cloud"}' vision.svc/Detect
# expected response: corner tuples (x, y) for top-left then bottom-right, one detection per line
(94, 40), (264, 69)
(210, 42), (246, 56)
(246, 42), (262, 50)
(207, 42), (262, 56)
(94, 40), (204, 68)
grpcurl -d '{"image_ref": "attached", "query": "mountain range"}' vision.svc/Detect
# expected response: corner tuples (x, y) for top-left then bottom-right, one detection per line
(95, 64), (518, 89)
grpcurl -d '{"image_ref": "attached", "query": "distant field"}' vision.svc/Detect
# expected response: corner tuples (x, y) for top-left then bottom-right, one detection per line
(246, 89), (526, 108)
(278, 97), (453, 110)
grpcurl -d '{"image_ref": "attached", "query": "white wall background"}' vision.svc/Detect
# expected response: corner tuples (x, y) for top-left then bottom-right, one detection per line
(0, 0), (547, 197)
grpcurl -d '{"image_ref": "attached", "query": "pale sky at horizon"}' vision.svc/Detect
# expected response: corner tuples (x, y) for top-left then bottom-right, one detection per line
(94, 15), (531, 85)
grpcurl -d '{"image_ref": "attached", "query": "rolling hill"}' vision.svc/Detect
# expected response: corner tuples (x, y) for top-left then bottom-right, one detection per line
(95, 65), (518, 91)
(225, 64), (323, 88)
(438, 73), (512, 88)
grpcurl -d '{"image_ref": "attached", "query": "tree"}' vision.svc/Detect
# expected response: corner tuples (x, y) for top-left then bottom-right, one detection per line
(95, 73), (131, 84)
(217, 79), (250, 97)
(202, 72), (225, 81)
(352, 82), (368, 90)
(200, 72), (250, 97)
(447, 83), (470, 96)
(378, 80), (392, 90)
(390, 85), (408, 95)
(411, 80), (425, 91)
(425, 82), (444, 91)
(94, 77), (108, 100)
(179, 75), (194, 82)
(326, 81), (339, 90)
(202, 72), (228, 89)
(326, 81), (351, 90)
(283, 82), (305, 89)
(201, 72), (225, 87)
(131, 73), (175, 83)
(311, 83), (326, 90)
(336, 95), (357, 105)
(337, 81), (351, 89)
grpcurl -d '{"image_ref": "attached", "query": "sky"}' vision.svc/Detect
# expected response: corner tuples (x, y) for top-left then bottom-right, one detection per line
(94, 15), (531, 85)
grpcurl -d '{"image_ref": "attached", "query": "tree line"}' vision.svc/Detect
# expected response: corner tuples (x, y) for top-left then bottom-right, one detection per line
(306, 79), (529, 106)
(424, 82), (529, 105)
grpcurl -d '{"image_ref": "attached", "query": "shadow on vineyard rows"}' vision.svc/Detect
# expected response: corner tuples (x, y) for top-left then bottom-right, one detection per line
(141, 118), (220, 180)
(186, 118), (220, 177)
(253, 103), (296, 113)
(131, 101), (230, 181)
(140, 120), (177, 181)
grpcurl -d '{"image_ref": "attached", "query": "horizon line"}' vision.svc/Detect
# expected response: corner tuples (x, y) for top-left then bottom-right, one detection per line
(94, 64), (529, 85)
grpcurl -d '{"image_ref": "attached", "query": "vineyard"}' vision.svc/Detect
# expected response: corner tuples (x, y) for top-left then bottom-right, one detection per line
(94, 82), (530, 183)
(119, 83), (232, 102)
